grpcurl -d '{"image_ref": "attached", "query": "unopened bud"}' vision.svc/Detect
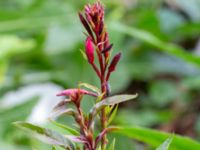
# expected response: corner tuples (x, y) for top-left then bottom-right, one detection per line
(108, 52), (121, 72)
(85, 37), (95, 64)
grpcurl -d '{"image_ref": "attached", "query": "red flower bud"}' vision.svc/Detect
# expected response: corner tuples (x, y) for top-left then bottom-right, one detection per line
(85, 37), (95, 64)
(56, 88), (97, 97)
(108, 52), (121, 72)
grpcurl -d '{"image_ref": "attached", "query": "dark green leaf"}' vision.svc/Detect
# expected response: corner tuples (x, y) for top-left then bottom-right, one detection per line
(111, 22), (200, 67)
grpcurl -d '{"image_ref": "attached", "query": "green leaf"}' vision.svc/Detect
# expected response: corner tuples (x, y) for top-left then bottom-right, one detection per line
(115, 126), (200, 150)
(49, 120), (79, 136)
(79, 49), (87, 61)
(0, 35), (35, 59)
(107, 105), (118, 126)
(156, 136), (173, 150)
(0, 59), (8, 84)
(52, 145), (56, 150)
(79, 82), (101, 95)
(13, 121), (75, 150)
(108, 138), (116, 150)
(90, 94), (137, 118)
(110, 22), (200, 67)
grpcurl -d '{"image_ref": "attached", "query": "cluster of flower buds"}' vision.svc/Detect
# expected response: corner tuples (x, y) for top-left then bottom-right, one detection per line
(79, 1), (121, 87)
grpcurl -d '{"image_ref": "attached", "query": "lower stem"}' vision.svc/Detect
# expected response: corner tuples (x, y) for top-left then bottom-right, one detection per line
(101, 108), (107, 150)
(101, 81), (107, 150)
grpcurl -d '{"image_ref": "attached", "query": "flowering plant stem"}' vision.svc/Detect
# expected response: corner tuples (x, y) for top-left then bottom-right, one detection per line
(14, 1), (138, 150)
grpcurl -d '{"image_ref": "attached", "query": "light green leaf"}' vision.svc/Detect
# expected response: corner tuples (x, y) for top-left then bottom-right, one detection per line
(13, 121), (75, 150)
(115, 126), (200, 150)
(52, 145), (56, 150)
(79, 82), (101, 95)
(0, 59), (8, 83)
(0, 35), (35, 59)
(79, 49), (87, 61)
(110, 22), (200, 67)
(156, 136), (173, 150)
(108, 138), (116, 150)
(49, 120), (79, 136)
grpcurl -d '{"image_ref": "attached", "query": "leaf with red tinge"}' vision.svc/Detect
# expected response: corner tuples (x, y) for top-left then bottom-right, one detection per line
(53, 99), (71, 111)
(50, 108), (77, 120)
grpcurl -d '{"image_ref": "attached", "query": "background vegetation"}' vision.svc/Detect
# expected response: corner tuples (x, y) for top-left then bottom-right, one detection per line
(0, 0), (200, 149)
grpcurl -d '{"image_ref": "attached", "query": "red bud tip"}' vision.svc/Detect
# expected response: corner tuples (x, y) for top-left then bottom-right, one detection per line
(108, 52), (122, 72)
(85, 37), (95, 64)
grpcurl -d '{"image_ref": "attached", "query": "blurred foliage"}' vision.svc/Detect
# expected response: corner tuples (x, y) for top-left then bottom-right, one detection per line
(0, 0), (200, 149)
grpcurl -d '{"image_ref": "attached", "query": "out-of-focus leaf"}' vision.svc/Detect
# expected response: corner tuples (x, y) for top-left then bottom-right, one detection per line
(114, 109), (173, 127)
(110, 22), (200, 67)
(0, 35), (35, 59)
(14, 121), (75, 149)
(0, 96), (38, 127)
(156, 136), (173, 150)
(173, 0), (200, 22)
(0, 142), (30, 150)
(115, 126), (200, 150)
(157, 8), (185, 33)
(49, 120), (79, 136)
(52, 145), (56, 150)
(181, 76), (200, 90)
(0, 59), (8, 83)
(149, 80), (178, 107)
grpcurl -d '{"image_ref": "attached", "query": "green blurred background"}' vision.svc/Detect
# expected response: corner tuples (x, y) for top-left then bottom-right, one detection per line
(0, 0), (200, 149)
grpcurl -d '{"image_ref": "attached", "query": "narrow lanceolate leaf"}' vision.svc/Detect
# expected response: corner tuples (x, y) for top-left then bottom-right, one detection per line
(13, 121), (75, 150)
(89, 94), (137, 124)
(79, 82), (101, 95)
(50, 108), (77, 119)
(111, 22), (200, 67)
(49, 120), (79, 136)
(156, 136), (173, 150)
(80, 49), (87, 61)
(107, 105), (119, 126)
(91, 94), (137, 116)
(53, 99), (71, 111)
(115, 126), (200, 150)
